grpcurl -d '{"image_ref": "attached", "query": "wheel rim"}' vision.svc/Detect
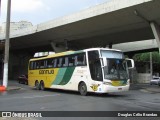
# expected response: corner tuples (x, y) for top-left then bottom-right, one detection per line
(80, 84), (87, 95)
(81, 86), (85, 93)
(35, 81), (39, 89)
(41, 82), (44, 90)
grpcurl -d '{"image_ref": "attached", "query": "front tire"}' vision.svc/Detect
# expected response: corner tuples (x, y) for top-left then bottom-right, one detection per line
(79, 82), (87, 96)
(35, 81), (40, 90)
(40, 81), (45, 91)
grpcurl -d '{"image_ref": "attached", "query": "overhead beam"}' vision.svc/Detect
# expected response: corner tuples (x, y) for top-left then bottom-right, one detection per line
(50, 41), (66, 53)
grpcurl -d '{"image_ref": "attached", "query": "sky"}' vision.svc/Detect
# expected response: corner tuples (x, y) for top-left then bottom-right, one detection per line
(0, 0), (110, 25)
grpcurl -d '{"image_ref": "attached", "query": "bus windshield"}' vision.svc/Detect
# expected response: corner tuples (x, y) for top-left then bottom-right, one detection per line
(103, 58), (128, 80)
(101, 50), (124, 59)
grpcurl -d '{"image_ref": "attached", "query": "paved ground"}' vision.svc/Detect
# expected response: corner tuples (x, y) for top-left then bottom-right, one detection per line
(3, 80), (160, 94)
(0, 80), (160, 120)
(130, 83), (160, 93)
(1, 80), (160, 92)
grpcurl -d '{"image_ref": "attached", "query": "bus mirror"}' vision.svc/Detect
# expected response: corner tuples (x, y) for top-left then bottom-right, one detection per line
(126, 59), (134, 69)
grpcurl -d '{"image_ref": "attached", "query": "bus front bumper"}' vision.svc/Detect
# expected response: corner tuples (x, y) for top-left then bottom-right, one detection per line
(102, 84), (130, 93)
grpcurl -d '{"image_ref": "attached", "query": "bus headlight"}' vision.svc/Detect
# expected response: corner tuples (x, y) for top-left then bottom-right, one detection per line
(103, 82), (112, 85)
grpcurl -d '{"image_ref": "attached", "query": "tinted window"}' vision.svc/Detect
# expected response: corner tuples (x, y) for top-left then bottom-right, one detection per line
(68, 56), (75, 67)
(29, 62), (34, 70)
(47, 59), (54, 68)
(88, 51), (102, 81)
(62, 57), (68, 67)
(75, 53), (86, 66)
(39, 60), (45, 68)
(29, 52), (87, 70)
(57, 58), (63, 67)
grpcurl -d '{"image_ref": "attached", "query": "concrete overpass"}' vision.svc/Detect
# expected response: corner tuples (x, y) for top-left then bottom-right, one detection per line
(0, 0), (160, 53)
(113, 39), (158, 52)
(0, 0), (160, 79)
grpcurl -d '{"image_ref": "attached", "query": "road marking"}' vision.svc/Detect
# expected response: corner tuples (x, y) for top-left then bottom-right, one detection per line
(140, 89), (150, 93)
(0, 94), (60, 101)
(141, 101), (160, 105)
(23, 94), (60, 99)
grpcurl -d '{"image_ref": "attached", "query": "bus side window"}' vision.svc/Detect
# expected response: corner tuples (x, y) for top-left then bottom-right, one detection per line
(33, 62), (36, 69)
(54, 59), (57, 68)
(29, 62), (34, 70)
(57, 58), (62, 67)
(44, 60), (47, 68)
(62, 57), (68, 67)
(36, 61), (40, 69)
(40, 60), (45, 68)
(47, 59), (54, 68)
(76, 53), (86, 66)
(68, 56), (75, 67)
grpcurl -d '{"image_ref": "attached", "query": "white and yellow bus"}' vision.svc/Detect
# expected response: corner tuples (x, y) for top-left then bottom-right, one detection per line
(28, 48), (134, 95)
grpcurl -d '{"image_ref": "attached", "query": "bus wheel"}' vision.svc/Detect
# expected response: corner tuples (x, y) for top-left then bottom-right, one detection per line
(79, 82), (87, 96)
(35, 81), (40, 90)
(40, 81), (45, 91)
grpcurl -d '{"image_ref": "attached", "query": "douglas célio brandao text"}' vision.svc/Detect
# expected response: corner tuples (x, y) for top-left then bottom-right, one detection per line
(118, 112), (158, 117)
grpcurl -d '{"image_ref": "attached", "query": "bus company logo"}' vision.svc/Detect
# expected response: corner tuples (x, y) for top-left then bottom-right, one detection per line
(90, 84), (100, 91)
(2, 112), (11, 117)
(39, 70), (54, 74)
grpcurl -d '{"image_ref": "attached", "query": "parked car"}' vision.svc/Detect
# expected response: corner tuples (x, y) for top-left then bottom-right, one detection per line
(150, 77), (160, 86)
(18, 74), (28, 85)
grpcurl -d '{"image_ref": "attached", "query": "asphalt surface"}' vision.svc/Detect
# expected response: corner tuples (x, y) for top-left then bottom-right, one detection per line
(130, 83), (160, 93)
(0, 80), (160, 120)
(3, 80), (160, 92)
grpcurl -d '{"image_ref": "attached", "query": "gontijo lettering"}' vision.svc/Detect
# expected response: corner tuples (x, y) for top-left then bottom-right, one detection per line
(39, 70), (54, 74)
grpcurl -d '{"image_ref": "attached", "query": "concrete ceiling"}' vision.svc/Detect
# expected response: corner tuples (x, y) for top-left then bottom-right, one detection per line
(0, 0), (160, 52)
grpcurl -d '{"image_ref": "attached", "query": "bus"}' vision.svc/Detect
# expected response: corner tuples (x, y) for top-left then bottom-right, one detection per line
(28, 48), (134, 95)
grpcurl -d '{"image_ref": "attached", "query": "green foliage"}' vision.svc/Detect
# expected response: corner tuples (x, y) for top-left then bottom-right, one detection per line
(133, 52), (160, 63)
(124, 55), (129, 58)
(152, 52), (160, 63)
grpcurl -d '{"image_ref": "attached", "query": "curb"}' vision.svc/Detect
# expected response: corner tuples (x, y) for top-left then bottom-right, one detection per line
(130, 84), (160, 93)
(6, 87), (21, 91)
(145, 88), (160, 93)
(140, 87), (160, 93)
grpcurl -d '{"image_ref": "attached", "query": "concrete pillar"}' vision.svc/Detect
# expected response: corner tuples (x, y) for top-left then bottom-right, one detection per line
(50, 41), (66, 53)
(150, 22), (160, 53)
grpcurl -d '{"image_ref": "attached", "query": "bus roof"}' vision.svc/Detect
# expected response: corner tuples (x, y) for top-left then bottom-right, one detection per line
(85, 47), (121, 52)
(30, 48), (121, 61)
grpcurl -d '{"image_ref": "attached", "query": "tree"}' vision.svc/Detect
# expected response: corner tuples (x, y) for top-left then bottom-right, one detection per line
(133, 52), (160, 64)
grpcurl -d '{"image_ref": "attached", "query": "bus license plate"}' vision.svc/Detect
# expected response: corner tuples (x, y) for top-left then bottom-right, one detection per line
(118, 88), (122, 90)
